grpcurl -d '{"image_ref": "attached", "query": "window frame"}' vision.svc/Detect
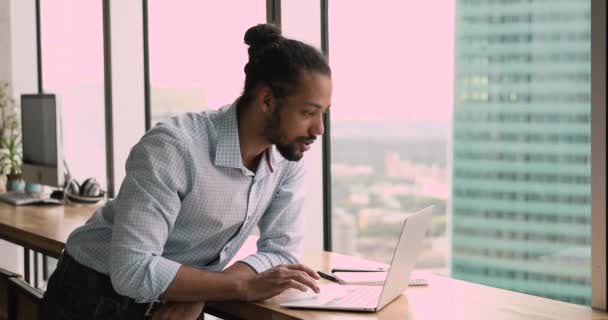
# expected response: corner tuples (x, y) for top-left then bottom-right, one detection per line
(591, 0), (607, 311)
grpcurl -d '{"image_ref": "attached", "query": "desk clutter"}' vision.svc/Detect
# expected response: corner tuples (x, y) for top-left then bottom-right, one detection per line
(0, 177), (105, 206)
(64, 178), (105, 204)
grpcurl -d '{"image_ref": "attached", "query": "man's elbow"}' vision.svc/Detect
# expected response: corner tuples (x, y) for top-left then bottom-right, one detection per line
(109, 260), (154, 302)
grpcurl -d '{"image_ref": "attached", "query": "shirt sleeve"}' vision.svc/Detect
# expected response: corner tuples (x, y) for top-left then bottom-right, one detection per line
(240, 161), (306, 273)
(108, 126), (191, 303)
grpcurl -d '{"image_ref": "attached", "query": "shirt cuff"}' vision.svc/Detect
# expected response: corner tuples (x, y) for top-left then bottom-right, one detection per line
(142, 257), (182, 303)
(239, 254), (273, 274)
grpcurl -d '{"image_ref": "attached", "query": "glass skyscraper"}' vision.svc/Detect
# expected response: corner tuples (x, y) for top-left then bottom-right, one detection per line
(452, 0), (591, 305)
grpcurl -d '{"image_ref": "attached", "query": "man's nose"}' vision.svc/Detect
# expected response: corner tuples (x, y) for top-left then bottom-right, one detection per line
(311, 114), (325, 136)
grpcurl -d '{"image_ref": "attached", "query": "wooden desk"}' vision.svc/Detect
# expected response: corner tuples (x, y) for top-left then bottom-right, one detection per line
(0, 202), (98, 286)
(0, 203), (97, 258)
(0, 203), (606, 319)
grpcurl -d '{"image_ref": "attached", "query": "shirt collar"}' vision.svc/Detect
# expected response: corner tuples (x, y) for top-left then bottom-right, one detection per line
(214, 100), (284, 173)
(267, 145), (284, 171)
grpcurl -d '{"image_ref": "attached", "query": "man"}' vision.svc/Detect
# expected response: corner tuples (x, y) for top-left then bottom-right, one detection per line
(42, 23), (332, 319)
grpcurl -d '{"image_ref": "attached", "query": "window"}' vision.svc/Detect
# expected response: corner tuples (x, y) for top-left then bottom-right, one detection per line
(328, 0), (592, 305)
(147, 1), (266, 125)
(40, 1), (106, 187)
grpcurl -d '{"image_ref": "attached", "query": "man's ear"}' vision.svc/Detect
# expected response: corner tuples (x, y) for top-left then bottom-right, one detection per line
(255, 85), (275, 114)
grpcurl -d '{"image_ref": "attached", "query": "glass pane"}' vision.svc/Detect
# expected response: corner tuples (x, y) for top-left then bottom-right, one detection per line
(329, 0), (591, 306)
(281, 1), (324, 251)
(41, 1), (106, 187)
(329, 2), (453, 275)
(148, 1), (266, 125)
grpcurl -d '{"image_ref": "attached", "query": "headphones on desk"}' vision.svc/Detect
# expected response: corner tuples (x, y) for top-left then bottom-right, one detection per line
(64, 177), (105, 204)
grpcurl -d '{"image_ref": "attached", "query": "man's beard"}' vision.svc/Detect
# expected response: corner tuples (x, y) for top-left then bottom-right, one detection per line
(263, 106), (314, 161)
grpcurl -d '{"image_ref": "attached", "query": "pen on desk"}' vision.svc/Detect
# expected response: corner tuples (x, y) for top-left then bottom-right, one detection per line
(317, 271), (340, 283)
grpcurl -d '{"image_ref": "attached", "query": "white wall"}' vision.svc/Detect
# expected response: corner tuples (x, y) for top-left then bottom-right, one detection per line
(9, 0), (37, 98)
(0, 0), (10, 83)
(0, 0), (38, 273)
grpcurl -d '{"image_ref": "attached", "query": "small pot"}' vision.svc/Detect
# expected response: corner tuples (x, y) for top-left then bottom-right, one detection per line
(6, 173), (24, 191)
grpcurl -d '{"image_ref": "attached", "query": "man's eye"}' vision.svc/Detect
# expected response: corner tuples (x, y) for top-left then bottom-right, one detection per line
(304, 111), (315, 117)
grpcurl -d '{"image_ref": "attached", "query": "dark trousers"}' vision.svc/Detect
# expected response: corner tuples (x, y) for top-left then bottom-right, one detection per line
(41, 252), (168, 319)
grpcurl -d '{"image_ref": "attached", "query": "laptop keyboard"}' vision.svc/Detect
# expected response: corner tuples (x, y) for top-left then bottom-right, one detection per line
(325, 286), (382, 307)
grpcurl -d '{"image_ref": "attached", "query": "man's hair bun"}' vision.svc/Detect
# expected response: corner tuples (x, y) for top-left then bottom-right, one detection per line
(244, 24), (282, 49)
(240, 22), (331, 107)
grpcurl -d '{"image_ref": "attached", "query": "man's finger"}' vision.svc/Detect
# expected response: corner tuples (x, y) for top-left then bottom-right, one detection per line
(284, 264), (321, 280)
(284, 270), (320, 293)
(283, 279), (309, 292)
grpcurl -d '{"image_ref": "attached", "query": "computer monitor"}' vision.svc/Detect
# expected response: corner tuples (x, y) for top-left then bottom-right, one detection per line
(20, 94), (65, 188)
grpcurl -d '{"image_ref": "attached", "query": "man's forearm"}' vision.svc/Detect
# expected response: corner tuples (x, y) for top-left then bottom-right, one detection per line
(159, 262), (257, 302)
(223, 261), (258, 278)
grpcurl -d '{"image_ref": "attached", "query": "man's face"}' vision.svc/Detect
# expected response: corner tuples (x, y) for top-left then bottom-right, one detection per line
(264, 71), (332, 161)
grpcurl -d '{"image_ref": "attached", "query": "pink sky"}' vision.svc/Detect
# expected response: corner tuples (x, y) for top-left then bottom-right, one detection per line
(329, 2), (454, 121)
(41, 1), (454, 122)
(40, 1), (104, 86)
(148, 1), (266, 109)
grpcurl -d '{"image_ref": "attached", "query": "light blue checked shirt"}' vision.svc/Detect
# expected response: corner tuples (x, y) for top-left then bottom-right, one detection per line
(65, 101), (305, 303)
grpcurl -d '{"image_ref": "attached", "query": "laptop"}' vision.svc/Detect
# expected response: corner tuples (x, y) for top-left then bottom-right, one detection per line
(279, 205), (434, 312)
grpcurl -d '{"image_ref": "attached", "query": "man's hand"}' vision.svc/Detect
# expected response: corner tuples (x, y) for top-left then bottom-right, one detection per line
(241, 264), (321, 301)
(151, 301), (205, 320)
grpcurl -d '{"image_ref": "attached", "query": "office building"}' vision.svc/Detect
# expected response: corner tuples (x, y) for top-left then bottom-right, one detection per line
(452, 0), (591, 305)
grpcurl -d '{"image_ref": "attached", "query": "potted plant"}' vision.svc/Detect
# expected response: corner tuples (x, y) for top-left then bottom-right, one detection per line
(0, 82), (23, 191)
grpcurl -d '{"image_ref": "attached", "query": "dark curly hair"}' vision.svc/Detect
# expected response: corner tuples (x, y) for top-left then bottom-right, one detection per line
(240, 24), (331, 105)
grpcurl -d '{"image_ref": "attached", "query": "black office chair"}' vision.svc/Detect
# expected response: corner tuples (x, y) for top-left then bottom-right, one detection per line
(0, 268), (20, 320)
(7, 277), (43, 320)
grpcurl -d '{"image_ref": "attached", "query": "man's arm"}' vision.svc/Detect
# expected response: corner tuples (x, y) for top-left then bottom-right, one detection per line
(109, 127), (191, 302)
(153, 261), (318, 319)
(159, 262), (255, 301)
(160, 261), (320, 302)
(158, 264), (245, 301)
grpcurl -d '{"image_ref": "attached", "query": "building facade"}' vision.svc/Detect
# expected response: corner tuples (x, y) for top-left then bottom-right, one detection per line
(452, 0), (591, 305)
